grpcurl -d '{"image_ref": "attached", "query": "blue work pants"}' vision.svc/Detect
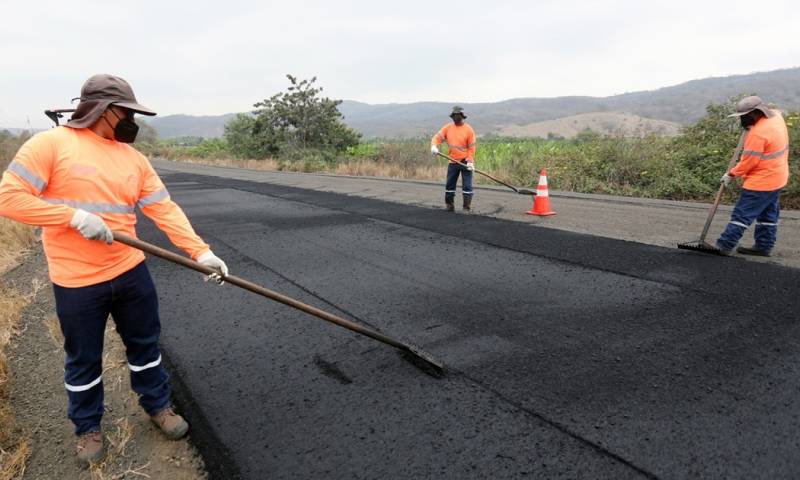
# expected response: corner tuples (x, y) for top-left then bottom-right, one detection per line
(445, 162), (474, 204)
(716, 188), (781, 252)
(53, 261), (171, 435)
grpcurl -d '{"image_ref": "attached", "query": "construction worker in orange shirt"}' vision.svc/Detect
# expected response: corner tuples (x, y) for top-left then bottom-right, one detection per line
(716, 96), (791, 256)
(430, 106), (477, 211)
(0, 74), (229, 464)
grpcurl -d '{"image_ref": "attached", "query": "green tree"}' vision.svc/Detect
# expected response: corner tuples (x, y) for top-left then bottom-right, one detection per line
(224, 113), (268, 158)
(224, 75), (360, 159)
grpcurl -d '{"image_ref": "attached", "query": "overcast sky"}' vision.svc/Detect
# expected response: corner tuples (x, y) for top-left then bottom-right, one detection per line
(2, 0), (798, 128)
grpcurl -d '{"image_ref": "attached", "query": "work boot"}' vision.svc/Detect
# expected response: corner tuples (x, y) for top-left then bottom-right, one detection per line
(76, 430), (104, 464)
(463, 196), (472, 212)
(150, 407), (189, 440)
(445, 202), (455, 212)
(737, 245), (772, 257)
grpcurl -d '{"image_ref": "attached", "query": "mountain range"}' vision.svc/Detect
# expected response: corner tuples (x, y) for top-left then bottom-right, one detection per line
(145, 67), (800, 139)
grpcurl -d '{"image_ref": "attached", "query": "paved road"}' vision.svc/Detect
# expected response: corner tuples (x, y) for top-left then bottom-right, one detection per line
(154, 160), (800, 268)
(140, 165), (800, 479)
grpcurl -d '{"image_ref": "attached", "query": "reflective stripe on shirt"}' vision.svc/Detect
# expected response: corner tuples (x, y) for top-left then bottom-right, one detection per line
(7, 161), (47, 192)
(137, 188), (169, 208)
(741, 147), (788, 161)
(42, 197), (135, 214)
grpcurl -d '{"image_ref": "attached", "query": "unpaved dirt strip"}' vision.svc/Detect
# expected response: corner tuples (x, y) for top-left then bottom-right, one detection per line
(137, 169), (800, 479)
(152, 159), (800, 268)
(5, 245), (207, 479)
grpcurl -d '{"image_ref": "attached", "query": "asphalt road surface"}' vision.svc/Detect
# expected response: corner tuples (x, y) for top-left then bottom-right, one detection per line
(139, 165), (800, 479)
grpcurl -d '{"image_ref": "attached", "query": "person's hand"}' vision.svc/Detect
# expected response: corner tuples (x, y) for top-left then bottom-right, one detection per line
(465, 162), (475, 172)
(70, 209), (113, 244)
(197, 251), (229, 285)
(721, 172), (733, 186)
(430, 145), (439, 155)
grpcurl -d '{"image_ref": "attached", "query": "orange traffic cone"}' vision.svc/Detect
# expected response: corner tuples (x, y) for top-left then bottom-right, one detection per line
(525, 169), (556, 216)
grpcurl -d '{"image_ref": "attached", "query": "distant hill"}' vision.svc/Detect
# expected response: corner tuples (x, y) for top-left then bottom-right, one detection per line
(147, 113), (237, 139)
(145, 67), (800, 139)
(496, 112), (681, 139)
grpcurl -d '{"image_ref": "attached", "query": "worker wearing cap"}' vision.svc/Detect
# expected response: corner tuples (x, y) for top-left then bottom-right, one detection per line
(716, 96), (790, 256)
(0, 74), (229, 464)
(430, 106), (477, 211)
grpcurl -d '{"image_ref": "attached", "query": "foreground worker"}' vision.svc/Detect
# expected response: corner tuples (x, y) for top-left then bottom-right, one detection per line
(0, 74), (229, 464)
(430, 106), (477, 211)
(716, 96), (790, 256)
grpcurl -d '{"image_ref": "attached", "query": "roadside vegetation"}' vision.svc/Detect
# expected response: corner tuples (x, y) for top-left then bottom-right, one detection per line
(133, 88), (800, 208)
(0, 129), (36, 480)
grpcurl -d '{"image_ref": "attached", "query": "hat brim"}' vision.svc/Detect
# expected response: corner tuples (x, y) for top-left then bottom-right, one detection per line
(728, 105), (774, 118)
(112, 101), (157, 116)
(450, 113), (467, 119)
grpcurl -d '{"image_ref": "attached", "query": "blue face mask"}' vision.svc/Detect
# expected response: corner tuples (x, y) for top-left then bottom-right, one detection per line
(105, 109), (139, 143)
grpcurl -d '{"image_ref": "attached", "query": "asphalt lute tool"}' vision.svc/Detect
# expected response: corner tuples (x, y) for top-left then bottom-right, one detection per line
(677, 129), (747, 254)
(436, 151), (536, 195)
(113, 232), (445, 376)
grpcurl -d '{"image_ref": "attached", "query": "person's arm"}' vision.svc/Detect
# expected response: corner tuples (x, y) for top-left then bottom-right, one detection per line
(730, 132), (766, 178)
(431, 125), (447, 154)
(137, 159), (210, 259)
(465, 127), (476, 163)
(137, 159), (227, 278)
(0, 134), (75, 227)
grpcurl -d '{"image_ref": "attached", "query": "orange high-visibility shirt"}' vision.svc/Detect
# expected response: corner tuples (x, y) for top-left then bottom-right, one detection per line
(432, 123), (476, 162)
(730, 110), (790, 191)
(0, 126), (210, 287)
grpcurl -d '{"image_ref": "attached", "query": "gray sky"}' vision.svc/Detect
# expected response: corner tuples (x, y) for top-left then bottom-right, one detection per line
(2, 0), (798, 128)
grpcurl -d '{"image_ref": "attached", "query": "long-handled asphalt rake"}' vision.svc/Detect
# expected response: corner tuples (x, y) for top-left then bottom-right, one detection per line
(677, 129), (747, 254)
(113, 232), (445, 376)
(435, 152), (536, 195)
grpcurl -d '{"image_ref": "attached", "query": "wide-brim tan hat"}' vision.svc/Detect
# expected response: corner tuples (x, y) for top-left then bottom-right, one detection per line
(727, 95), (774, 118)
(449, 106), (467, 119)
(66, 74), (156, 128)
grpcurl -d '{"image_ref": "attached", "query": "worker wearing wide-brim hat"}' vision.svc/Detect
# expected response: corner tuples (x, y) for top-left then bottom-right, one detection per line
(430, 106), (477, 212)
(0, 74), (229, 464)
(716, 95), (790, 256)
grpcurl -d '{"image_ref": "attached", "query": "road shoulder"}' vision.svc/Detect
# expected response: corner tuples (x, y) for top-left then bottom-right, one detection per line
(4, 242), (207, 479)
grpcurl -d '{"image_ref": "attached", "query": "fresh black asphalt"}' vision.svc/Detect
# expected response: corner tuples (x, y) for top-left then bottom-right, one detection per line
(136, 171), (800, 479)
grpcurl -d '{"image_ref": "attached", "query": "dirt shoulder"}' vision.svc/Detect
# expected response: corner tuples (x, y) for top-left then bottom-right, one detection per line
(3, 242), (207, 479)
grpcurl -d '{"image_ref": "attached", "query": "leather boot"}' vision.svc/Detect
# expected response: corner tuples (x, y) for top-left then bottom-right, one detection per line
(736, 245), (772, 257)
(76, 430), (104, 464)
(151, 407), (189, 440)
(463, 195), (472, 211)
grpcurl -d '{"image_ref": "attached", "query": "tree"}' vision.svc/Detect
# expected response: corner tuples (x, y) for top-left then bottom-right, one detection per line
(134, 119), (158, 145)
(224, 75), (361, 159)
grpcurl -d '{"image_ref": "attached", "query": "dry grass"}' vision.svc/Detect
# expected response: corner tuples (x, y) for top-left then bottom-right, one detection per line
(0, 214), (36, 478)
(0, 287), (32, 480)
(175, 157), (281, 171)
(0, 439), (30, 480)
(332, 159), (445, 181)
(0, 218), (35, 275)
(168, 156), (449, 182)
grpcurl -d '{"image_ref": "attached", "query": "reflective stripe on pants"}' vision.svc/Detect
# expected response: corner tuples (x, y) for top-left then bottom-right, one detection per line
(445, 162), (473, 203)
(716, 188), (781, 252)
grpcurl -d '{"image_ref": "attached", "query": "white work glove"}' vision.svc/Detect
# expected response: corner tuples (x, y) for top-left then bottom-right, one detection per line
(197, 250), (229, 285)
(430, 144), (439, 155)
(70, 209), (113, 244)
(721, 172), (733, 187)
(465, 162), (475, 172)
